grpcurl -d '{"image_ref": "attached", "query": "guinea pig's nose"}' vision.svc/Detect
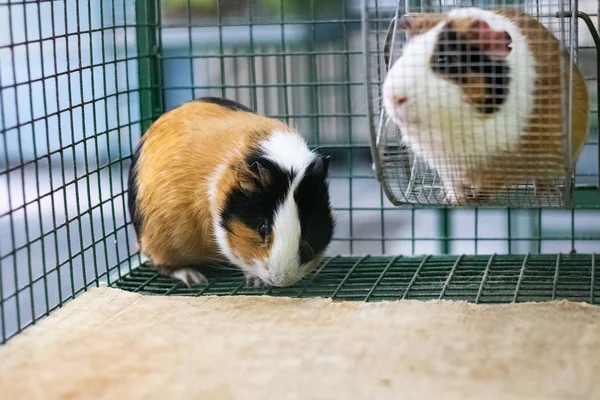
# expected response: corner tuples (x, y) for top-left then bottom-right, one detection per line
(395, 96), (407, 107)
(392, 96), (409, 123)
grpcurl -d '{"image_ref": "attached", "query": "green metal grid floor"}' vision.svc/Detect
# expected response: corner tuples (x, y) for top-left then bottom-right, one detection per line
(112, 254), (599, 304)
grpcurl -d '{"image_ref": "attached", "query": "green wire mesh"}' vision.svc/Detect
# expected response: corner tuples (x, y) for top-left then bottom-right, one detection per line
(0, 0), (142, 343)
(114, 254), (599, 304)
(0, 0), (600, 345)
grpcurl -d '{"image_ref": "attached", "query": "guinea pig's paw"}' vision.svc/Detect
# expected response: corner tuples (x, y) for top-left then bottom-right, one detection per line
(171, 268), (208, 287)
(244, 274), (268, 288)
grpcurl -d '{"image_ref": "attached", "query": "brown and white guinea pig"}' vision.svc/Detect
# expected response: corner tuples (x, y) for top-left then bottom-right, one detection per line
(128, 97), (334, 287)
(382, 7), (589, 204)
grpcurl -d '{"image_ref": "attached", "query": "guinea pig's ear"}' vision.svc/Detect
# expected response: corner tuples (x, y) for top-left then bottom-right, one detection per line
(235, 158), (272, 190)
(468, 19), (512, 59)
(384, 13), (445, 69)
(398, 13), (446, 37)
(397, 14), (414, 31)
(307, 155), (330, 179)
(248, 159), (272, 187)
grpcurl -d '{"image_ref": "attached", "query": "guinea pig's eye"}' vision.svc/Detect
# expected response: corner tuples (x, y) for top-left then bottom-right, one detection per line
(300, 243), (313, 264)
(258, 221), (270, 240)
(436, 54), (459, 66)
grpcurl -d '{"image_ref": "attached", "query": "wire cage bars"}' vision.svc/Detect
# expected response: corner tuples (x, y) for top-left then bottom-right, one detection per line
(364, 0), (600, 208)
(0, 0), (600, 346)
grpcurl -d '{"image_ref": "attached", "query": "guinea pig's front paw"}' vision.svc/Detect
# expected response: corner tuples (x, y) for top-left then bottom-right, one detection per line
(170, 268), (208, 287)
(244, 274), (269, 288)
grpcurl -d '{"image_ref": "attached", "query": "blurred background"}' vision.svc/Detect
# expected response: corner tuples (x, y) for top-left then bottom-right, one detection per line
(0, 0), (599, 338)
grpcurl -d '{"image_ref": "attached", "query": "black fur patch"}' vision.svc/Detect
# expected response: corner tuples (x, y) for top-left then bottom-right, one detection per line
(220, 151), (292, 236)
(431, 27), (511, 114)
(127, 144), (143, 238)
(295, 158), (334, 264)
(220, 151), (334, 266)
(196, 97), (255, 113)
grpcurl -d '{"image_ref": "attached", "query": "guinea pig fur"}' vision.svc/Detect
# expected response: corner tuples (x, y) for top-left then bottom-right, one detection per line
(382, 7), (589, 204)
(128, 97), (334, 287)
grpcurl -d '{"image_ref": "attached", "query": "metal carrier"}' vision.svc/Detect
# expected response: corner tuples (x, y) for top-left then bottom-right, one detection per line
(363, 0), (600, 208)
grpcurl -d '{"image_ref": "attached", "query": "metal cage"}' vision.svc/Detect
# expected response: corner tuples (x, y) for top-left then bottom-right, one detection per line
(363, 0), (600, 208)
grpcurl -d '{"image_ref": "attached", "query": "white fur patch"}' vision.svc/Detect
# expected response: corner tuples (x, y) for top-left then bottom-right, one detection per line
(267, 189), (303, 286)
(260, 130), (315, 173)
(171, 268), (207, 286)
(209, 147), (255, 274)
(262, 130), (318, 286)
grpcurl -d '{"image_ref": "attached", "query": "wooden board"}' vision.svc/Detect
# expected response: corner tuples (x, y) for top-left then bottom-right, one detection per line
(1, 287), (599, 399)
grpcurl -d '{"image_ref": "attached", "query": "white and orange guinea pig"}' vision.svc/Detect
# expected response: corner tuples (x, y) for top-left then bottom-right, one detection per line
(128, 97), (334, 287)
(382, 7), (589, 204)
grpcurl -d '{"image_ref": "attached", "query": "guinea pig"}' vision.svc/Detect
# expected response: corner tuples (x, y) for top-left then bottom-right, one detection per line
(128, 97), (334, 287)
(382, 7), (589, 205)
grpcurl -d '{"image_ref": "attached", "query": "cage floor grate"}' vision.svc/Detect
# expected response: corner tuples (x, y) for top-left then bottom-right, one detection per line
(114, 254), (600, 304)
(112, 254), (599, 304)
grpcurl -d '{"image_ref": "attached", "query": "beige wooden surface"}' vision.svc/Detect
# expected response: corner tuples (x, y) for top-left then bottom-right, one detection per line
(1, 287), (599, 399)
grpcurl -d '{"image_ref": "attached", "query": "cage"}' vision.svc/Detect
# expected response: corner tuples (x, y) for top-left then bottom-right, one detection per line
(364, 0), (600, 208)
(0, 0), (599, 346)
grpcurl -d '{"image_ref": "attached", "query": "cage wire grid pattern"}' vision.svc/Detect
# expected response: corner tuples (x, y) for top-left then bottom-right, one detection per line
(0, 0), (599, 344)
(115, 254), (600, 304)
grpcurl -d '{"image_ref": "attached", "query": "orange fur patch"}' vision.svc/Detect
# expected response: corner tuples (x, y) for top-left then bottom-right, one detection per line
(461, 74), (487, 106)
(439, 9), (589, 201)
(446, 18), (512, 58)
(225, 220), (272, 267)
(402, 13), (447, 36)
(496, 8), (589, 163)
(445, 17), (479, 36)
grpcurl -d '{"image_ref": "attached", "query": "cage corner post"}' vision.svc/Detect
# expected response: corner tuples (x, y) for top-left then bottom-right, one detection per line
(136, 0), (163, 133)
